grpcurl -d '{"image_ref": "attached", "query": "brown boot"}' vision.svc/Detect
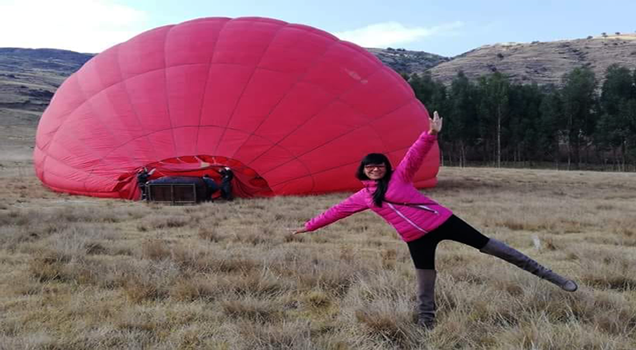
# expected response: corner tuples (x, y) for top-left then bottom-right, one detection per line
(480, 239), (578, 292)
(416, 269), (437, 329)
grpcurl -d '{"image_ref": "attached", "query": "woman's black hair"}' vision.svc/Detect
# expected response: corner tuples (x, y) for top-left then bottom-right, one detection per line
(356, 153), (393, 207)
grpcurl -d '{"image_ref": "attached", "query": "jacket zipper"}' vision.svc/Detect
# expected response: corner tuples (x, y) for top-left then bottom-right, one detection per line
(387, 203), (428, 233)
(383, 199), (439, 214)
(414, 205), (439, 214)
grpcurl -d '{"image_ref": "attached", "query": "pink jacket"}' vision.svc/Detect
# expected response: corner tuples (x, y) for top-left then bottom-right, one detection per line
(304, 132), (453, 242)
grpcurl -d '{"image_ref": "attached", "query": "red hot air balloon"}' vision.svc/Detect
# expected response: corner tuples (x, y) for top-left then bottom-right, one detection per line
(34, 17), (439, 200)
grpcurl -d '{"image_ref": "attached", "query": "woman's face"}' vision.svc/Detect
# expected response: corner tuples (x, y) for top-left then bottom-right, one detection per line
(363, 163), (387, 180)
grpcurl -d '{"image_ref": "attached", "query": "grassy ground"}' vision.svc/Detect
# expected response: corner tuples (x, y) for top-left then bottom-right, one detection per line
(1, 159), (635, 349)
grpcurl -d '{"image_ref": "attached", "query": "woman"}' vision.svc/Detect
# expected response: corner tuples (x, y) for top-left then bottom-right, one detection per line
(292, 111), (577, 329)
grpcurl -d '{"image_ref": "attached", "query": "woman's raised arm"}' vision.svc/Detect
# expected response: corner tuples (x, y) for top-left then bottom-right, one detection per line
(394, 111), (443, 183)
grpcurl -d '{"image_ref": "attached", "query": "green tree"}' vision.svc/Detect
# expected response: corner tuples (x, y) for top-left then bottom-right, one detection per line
(597, 65), (635, 169)
(408, 72), (447, 113)
(538, 87), (564, 167)
(508, 84), (545, 163)
(600, 64), (633, 115)
(560, 67), (598, 169)
(447, 71), (479, 166)
(477, 72), (510, 167)
(407, 72), (450, 161)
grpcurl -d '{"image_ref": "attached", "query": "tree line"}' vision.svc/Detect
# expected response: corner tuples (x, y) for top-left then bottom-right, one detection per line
(406, 65), (636, 171)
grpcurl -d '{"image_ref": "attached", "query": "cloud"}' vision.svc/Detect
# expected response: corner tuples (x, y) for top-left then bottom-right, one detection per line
(334, 21), (463, 48)
(0, 0), (148, 53)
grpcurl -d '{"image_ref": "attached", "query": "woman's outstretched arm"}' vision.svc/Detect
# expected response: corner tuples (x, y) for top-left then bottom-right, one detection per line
(292, 190), (369, 234)
(393, 111), (443, 183)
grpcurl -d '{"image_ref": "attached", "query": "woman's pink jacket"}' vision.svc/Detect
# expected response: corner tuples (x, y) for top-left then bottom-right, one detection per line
(304, 132), (453, 242)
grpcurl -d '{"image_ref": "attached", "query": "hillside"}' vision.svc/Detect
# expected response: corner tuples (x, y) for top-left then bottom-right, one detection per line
(0, 48), (92, 121)
(2, 33), (636, 134)
(0, 47), (437, 127)
(0, 48), (93, 159)
(367, 47), (449, 75)
(428, 33), (636, 86)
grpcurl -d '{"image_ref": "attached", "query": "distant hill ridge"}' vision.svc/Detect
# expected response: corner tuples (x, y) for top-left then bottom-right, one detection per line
(0, 48), (92, 73)
(0, 48), (92, 115)
(428, 33), (636, 87)
(2, 33), (636, 127)
(366, 47), (449, 75)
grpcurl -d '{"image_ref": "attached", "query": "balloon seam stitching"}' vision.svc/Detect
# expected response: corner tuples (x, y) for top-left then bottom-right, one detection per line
(269, 143), (417, 188)
(192, 19), (228, 155)
(244, 56), (385, 169)
(53, 62), (142, 193)
(83, 43), (166, 190)
(210, 22), (288, 157)
(41, 61), (336, 147)
(261, 97), (415, 179)
(226, 34), (341, 165)
(162, 25), (180, 159)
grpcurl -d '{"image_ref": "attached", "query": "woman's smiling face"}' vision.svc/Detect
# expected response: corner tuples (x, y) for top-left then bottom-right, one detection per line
(363, 164), (387, 180)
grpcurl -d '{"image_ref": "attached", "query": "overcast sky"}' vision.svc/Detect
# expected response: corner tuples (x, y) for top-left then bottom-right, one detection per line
(1, 0), (634, 57)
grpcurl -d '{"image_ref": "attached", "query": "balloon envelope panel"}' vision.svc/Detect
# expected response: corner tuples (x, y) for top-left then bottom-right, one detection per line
(34, 17), (438, 199)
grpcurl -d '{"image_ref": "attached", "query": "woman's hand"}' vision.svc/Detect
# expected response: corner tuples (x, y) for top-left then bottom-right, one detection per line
(291, 227), (308, 235)
(429, 111), (443, 135)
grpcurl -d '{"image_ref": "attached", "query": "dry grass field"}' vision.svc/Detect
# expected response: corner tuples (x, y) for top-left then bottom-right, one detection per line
(1, 156), (635, 349)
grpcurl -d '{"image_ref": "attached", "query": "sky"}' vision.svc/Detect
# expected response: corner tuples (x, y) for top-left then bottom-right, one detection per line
(0, 0), (635, 57)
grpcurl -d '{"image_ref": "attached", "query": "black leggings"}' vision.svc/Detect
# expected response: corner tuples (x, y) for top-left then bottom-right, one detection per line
(406, 215), (490, 270)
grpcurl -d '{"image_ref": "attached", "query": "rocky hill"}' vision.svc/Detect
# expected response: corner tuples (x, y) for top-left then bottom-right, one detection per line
(428, 33), (636, 87)
(367, 47), (449, 75)
(2, 34), (636, 129)
(0, 47), (439, 124)
(0, 48), (92, 119)
(0, 48), (93, 158)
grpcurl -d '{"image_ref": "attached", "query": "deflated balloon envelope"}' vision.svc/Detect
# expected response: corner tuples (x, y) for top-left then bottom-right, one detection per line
(34, 17), (439, 199)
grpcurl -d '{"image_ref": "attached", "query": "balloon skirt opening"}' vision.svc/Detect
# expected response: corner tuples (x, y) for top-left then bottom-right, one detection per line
(123, 155), (273, 200)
